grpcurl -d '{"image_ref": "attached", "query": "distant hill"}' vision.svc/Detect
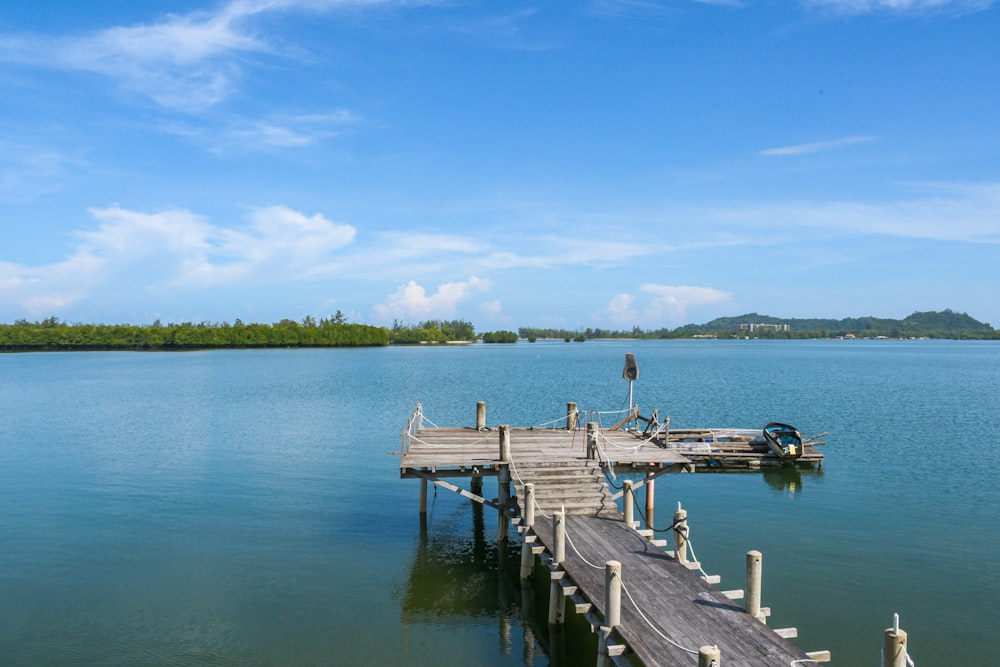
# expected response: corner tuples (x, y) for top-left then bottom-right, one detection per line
(677, 309), (994, 338)
(521, 310), (996, 341)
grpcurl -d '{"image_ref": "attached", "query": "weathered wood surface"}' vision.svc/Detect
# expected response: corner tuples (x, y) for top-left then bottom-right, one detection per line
(400, 428), (693, 475)
(533, 513), (814, 667)
(513, 460), (616, 516)
(400, 426), (821, 476)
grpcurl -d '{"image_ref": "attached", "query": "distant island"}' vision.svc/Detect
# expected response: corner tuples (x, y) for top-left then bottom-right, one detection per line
(520, 309), (998, 341)
(0, 310), (996, 351)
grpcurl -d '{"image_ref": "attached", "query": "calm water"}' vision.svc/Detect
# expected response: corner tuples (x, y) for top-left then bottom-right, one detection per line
(1, 341), (998, 665)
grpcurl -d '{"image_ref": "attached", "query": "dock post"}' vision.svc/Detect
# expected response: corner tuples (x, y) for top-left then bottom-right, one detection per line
(698, 645), (721, 666)
(645, 472), (655, 529)
(883, 615), (908, 667)
(746, 550), (764, 622)
(520, 483), (536, 580)
(605, 561), (621, 629)
(498, 425), (511, 542)
(566, 402), (577, 430)
(419, 477), (428, 516)
(623, 480), (635, 529)
(471, 473), (483, 496)
(586, 422), (598, 460)
(476, 401), (487, 430)
(499, 424), (511, 462)
(597, 560), (622, 667)
(548, 511), (566, 625)
(673, 504), (688, 564)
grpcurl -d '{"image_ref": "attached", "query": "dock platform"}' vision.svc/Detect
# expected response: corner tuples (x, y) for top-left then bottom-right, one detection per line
(397, 403), (829, 665)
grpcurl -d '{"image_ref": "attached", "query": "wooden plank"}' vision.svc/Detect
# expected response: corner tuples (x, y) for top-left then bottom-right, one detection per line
(532, 513), (813, 667)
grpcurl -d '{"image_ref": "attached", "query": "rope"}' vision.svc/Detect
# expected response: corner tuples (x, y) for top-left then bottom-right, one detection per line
(684, 534), (712, 581)
(530, 412), (577, 429)
(619, 576), (699, 656)
(407, 431), (493, 448)
(632, 501), (688, 534)
(506, 457), (552, 520)
(564, 527), (605, 570)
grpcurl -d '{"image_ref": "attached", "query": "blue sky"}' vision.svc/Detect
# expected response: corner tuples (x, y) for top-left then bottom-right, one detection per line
(1, 0), (998, 330)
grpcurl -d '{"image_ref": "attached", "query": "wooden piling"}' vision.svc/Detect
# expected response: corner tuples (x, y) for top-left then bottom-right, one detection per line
(623, 480), (635, 529)
(746, 550), (764, 622)
(566, 402), (577, 430)
(520, 483), (536, 580)
(597, 560), (622, 667)
(476, 401), (487, 430)
(548, 511), (566, 625)
(605, 560), (621, 629)
(674, 505), (688, 564)
(498, 466), (510, 542)
(498, 426), (511, 542)
(586, 422), (598, 460)
(499, 424), (511, 462)
(883, 619), (908, 667)
(698, 645), (721, 666)
(645, 472), (655, 528)
(419, 477), (428, 515)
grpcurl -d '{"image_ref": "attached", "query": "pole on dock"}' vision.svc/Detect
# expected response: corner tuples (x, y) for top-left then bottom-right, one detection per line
(645, 472), (655, 529)
(746, 550), (764, 622)
(498, 425), (511, 542)
(419, 477), (428, 515)
(604, 561), (621, 629)
(548, 511), (567, 625)
(883, 614), (908, 667)
(623, 480), (635, 529)
(567, 402), (578, 430)
(674, 504), (688, 565)
(476, 401), (487, 430)
(698, 645), (721, 666)
(520, 483), (536, 580)
(499, 424), (511, 462)
(586, 422), (598, 460)
(597, 561), (622, 667)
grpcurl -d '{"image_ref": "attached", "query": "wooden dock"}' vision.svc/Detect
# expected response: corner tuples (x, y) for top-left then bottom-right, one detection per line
(398, 403), (829, 665)
(529, 513), (815, 666)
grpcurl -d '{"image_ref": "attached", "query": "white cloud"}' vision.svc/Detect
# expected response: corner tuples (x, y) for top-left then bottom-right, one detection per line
(801, 0), (993, 13)
(597, 285), (731, 327)
(0, 0), (427, 112)
(0, 204), (357, 315)
(0, 137), (78, 200)
(759, 136), (877, 157)
(707, 182), (1000, 243)
(208, 111), (361, 151)
(479, 299), (513, 324)
(186, 205), (357, 284)
(641, 284), (731, 323)
(372, 276), (489, 322)
(602, 293), (640, 325)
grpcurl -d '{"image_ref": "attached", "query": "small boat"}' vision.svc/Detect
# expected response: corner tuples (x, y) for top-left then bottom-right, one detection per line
(762, 422), (803, 460)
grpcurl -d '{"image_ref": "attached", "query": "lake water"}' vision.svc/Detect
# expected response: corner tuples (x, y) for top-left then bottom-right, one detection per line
(1, 341), (998, 665)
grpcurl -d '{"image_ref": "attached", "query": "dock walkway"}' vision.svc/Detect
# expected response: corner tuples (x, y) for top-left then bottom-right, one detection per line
(398, 405), (827, 665)
(529, 513), (814, 666)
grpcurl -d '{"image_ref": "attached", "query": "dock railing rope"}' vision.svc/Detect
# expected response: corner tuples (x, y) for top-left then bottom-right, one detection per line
(619, 576), (699, 656)
(563, 518), (702, 657)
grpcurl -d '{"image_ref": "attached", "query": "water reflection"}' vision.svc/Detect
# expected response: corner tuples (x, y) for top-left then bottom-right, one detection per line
(399, 502), (596, 665)
(761, 465), (823, 498)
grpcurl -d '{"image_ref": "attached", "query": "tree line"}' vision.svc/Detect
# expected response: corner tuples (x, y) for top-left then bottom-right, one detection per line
(3, 309), (995, 352)
(0, 315), (389, 350)
(520, 310), (998, 341)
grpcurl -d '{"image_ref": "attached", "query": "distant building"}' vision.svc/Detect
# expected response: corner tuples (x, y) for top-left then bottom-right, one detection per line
(739, 323), (790, 332)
